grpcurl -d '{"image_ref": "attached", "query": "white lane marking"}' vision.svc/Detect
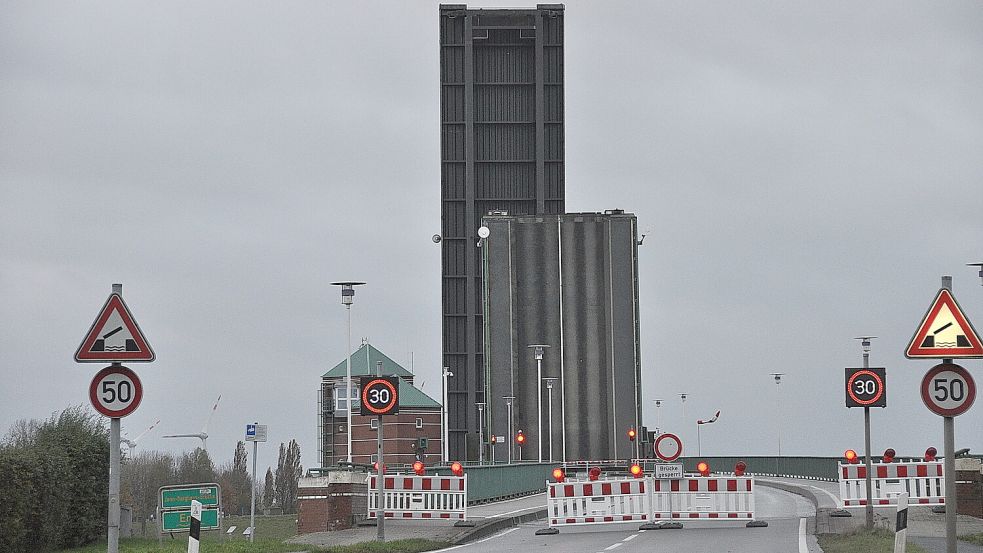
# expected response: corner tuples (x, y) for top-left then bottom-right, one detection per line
(430, 527), (518, 552)
(604, 543), (624, 551)
(799, 517), (808, 553)
(809, 485), (843, 508)
(485, 505), (544, 518)
(622, 533), (639, 542)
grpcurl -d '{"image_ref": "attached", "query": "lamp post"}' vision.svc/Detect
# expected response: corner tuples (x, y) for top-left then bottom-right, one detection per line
(476, 402), (486, 464)
(544, 378), (558, 462)
(330, 281), (365, 464)
(678, 393), (688, 448)
(527, 344), (549, 463)
(442, 367), (453, 464)
(653, 399), (663, 435)
(503, 396), (515, 464)
(854, 336), (877, 530)
(770, 374), (784, 456)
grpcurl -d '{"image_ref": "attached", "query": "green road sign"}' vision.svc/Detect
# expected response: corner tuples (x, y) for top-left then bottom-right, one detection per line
(160, 484), (220, 509)
(161, 508), (220, 532)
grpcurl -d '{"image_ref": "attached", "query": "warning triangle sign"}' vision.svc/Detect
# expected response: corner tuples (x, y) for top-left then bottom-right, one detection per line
(905, 288), (983, 359)
(75, 293), (155, 362)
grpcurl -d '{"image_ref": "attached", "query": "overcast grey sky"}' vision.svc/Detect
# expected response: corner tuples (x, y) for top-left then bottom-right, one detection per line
(2, 1), (982, 473)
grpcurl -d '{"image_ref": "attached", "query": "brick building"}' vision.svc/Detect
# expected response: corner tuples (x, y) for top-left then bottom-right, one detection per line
(318, 342), (442, 467)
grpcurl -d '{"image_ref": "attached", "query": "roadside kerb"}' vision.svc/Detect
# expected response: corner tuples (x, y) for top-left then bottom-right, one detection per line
(449, 508), (548, 545)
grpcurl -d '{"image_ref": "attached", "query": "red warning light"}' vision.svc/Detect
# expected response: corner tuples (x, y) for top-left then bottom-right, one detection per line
(697, 461), (710, 477)
(735, 461), (747, 477)
(515, 430), (526, 446)
(413, 461), (425, 475)
(450, 461), (464, 477)
(373, 461), (386, 473)
(627, 428), (637, 441)
(844, 449), (858, 464)
(552, 468), (565, 483)
(630, 464), (643, 478)
(882, 448), (896, 463)
(925, 447), (937, 462)
(588, 466), (601, 481)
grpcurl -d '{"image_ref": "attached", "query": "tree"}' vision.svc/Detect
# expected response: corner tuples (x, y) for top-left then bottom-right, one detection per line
(176, 447), (216, 485)
(219, 441), (251, 515)
(121, 450), (175, 535)
(263, 467), (275, 510)
(273, 440), (302, 513)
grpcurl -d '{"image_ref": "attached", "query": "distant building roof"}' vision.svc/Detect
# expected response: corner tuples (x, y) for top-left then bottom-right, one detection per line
(322, 343), (414, 379)
(395, 378), (440, 409)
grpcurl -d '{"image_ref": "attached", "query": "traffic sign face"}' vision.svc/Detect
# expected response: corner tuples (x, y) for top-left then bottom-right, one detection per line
(360, 376), (399, 416)
(906, 288), (983, 359)
(845, 367), (887, 408)
(161, 508), (220, 532)
(654, 463), (684, 480)
(920, 363), (976, 417)
(75, 293), (155, 362)
(89, 365), (143, 418)
(654, 433), (683, 462)
(245, 424), (267, 442)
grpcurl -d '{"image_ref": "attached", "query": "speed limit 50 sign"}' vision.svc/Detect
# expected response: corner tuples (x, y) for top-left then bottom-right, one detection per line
(360, 376), (399, 416)
(89, 365), (143, 418)
(921, 363), (976, 417)
(845, 367), (887, 408)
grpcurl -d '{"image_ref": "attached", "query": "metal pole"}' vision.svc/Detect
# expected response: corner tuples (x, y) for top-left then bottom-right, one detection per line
(546, 381), (554, 462)
(697, 423), (701, 457)
(377, 412), (384, 541)
(442, 369), (447, 463)
(346, 305), (353, 464)
(537, 357), (543, 463)
(250, 434), (257, 542)
(477, 403), (485, 464)
(863, 345), (874, 530)
(944, 412), (956, 553)
(109, 415), (120, 553)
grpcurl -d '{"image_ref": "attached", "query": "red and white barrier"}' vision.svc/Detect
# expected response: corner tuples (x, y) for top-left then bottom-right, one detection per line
(838, 461), (944, 507)
(367, 474), (467, 520)
(547, 478), (650, 527)
(650, 477), (755, 520)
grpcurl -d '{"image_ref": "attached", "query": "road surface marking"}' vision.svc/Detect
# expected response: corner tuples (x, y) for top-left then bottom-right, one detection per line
(430, 527), (518, 552)
(485, 505), (544, 518)
(604, 543), (623, 551)
(799, 517), (808, 553)
(622, 533), (638, 542)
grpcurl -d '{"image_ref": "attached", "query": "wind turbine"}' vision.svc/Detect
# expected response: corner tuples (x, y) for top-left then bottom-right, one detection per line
(121, 418), (160, 458)
(163, 395), (221, 453)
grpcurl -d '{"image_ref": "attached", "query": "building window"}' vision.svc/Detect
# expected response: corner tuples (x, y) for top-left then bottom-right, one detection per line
(415, 418), (423, 429)
(333, 384), (360, 412)
(370, 419), (379, 430)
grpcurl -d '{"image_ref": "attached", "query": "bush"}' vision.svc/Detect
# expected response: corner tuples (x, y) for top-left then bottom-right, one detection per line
(0, 406), (109, 552)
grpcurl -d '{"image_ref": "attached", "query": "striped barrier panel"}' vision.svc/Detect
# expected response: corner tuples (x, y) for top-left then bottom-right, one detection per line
(650, 476), (755, 520)
(367, 474), (467, 520)
(547, 478), (650, 527)
(838, 461), (944, 506)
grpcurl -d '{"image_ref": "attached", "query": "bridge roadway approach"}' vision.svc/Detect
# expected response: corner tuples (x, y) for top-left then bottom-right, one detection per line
(438, 483), (823, 553)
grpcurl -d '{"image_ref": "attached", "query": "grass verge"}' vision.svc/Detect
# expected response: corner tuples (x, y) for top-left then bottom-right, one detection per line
(960, 533), (983, 545)
(57, 537), (450, 553)
(818, 528), (929, 553)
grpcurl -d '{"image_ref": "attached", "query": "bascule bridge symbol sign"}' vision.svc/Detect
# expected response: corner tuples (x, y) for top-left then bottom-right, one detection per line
(75, 293), (155, 362)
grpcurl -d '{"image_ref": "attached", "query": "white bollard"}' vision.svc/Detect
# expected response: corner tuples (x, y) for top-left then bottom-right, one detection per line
(187, 500), (201, 553)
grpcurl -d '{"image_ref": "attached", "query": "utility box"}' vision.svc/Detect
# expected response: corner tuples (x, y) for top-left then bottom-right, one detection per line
(956, 457), (983, 519)
(297, 470), (369, 533)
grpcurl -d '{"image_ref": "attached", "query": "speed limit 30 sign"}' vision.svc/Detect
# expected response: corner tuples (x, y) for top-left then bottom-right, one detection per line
(89, 365), (143, 418)
(360, 376), (399, 416)
(845, 367), (887, 408)
(921, 363), (976, 417)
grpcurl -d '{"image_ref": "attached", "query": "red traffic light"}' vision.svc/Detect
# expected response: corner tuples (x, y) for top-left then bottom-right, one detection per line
(925, 447), (937, 462)
(627, 428), (637, 441)
(883, 448), (896, 463)
(844, 449), (858, 464)
(630, 463), (643, 478)
(588, 466), (601, 481)
(412, 461), (425, 476)
(450, 461), (464, 477)
(490, 435), (497, 444)
(373, 461), (386, 473)
(735, 461), (747, 477)
(515, 430), (526, 446)
(552, 468), (565, 483)
(697, 461), (710, 477)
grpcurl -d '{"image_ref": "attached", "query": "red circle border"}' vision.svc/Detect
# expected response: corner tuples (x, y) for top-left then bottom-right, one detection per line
(88, 365), (143, 418)
(847, 370), (885, 406)
(654, 433), (683, 462)
(920, 363), (976, 417)
(361, 378), (398, 415)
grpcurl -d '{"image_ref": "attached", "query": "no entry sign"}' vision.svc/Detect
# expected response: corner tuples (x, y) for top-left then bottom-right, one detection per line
(653, 433), (683, 462)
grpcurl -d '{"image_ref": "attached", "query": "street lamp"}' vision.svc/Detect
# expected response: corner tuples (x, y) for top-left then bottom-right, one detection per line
(968, 262), (983, 287)
(527, 344), (550, 463)
(543, 378), (558, 462)
(678, 393), (688, 448)
(442, 367), (454, 463)
(503, 396), (515, 464)
(854, 336), (877, 530)
(653, 399), (664, 435)
(330, 281), (365, 464)
(770, 374), (784, 456)
(476, 402), (486, 464)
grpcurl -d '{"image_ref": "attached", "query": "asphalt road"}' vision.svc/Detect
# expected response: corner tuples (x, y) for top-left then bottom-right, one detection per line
(435, 485), (823, 553)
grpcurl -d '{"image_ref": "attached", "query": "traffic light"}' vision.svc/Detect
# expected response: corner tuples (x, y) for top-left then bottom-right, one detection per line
(413, 461), (426, 476)
(925, 447), (937, 462)
(882, 448), (896, 463)
(844, 449), (859, 464)
(515, 430), (526, 446)
(697, 461), (710, 477)
(627, 428), (637, 442)
(490, 435), (497, 444)
(735, 461), (747, 477)
(450, 461), (464, 477)
(630, 463), (643, 478)
(552, 468), (565, 483)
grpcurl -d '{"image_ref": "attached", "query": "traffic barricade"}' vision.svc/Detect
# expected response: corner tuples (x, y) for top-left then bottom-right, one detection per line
(839, 461), (944, 506)
(650, 476), (755, 521)
(546, 478), (650, 528)
(367, 474), (467, 520)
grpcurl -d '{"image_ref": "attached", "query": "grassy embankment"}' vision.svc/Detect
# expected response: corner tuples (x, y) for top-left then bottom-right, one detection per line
(818, 528), (929, 553)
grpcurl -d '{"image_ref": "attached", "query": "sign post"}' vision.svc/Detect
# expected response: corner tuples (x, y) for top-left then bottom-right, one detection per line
(362, 371), (399, 541)
(245, 423), (267, 542)
(75, 284), (155, 553)
(906, 277), (982, 553)
(845, 361), (886, 529)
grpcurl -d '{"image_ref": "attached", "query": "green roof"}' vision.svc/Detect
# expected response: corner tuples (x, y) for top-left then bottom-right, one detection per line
(396, 378), (441, 409)
(323, 343), (414, 379)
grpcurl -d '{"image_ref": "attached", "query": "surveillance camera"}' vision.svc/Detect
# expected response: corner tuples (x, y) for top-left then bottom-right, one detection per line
(432, 234), (442, 243)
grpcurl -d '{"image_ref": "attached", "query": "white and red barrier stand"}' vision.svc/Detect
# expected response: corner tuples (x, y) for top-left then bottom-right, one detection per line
(650, 476), (755, 521)
(839, 461), (944, 507)
(367, 474), (467, 520)
(546, 478), (650, 527)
